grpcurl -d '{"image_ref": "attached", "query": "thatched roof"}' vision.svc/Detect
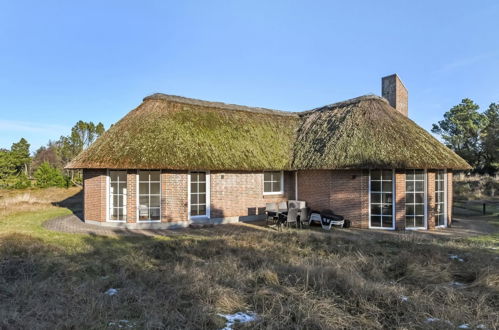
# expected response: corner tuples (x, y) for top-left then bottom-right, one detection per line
(66, 94), (471, 170)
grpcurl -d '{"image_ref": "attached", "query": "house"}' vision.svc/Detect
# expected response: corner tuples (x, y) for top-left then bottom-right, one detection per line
(66, 74), (470, 230)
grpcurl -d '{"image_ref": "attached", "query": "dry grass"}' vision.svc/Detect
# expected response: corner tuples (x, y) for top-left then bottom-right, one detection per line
(0, 188), (498, 329)
(0, 187), (81, 218)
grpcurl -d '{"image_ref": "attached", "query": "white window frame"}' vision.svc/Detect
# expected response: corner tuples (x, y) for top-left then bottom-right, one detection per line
(188, 171), (211, 220)
(263, 171), (284, 195)
(368, 169), (396, 230)
(136, 170), (162, 223)
(435, 169), (447, 228)
(106, 169), (127, 222)
(405, 169), (427, 230)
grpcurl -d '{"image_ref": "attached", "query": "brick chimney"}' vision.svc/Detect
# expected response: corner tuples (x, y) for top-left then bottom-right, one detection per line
(381, 74), (408, 116)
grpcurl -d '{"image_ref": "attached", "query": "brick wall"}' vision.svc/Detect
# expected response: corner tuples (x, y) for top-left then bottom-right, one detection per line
(162, 171), (188, 222)
(83, 169), (107, 222)
(210, 171), (294, 219)
(297, 170), (368, 228)
(394, 171), (406, 230)
(126, 170), (137, 223)
(427, 170), (436, 230)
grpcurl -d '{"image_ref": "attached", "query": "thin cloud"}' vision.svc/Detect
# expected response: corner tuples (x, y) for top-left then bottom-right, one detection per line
(436, 51), (498, 73)
(0, 119), (68, 134)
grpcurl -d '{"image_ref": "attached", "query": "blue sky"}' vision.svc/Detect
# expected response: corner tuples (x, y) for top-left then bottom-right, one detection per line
(1, 0), (498, 152)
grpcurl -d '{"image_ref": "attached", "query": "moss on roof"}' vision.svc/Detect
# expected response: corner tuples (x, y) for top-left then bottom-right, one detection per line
(67, 94), (471, 170)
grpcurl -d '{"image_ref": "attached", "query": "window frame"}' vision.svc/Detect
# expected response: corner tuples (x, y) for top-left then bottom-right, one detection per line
(435, 169), (447, 228)
(405, 169), (427, 230)
(106, 170), (127, 222)
(368, 169), (396, 230)
(263, 171), (284, 195)
(188, 171), (211, 219)
(136, 170), (162, 223)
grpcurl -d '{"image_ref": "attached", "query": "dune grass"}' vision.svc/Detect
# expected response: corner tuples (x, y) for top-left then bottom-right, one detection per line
(0, 188), (498, 329)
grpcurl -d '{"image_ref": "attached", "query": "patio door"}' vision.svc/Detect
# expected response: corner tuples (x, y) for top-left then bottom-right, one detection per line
(189, 171), (210, 219)
(406, 170), (426, 229)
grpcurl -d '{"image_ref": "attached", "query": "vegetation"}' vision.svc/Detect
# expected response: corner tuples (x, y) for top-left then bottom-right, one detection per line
(0, 121), (105, 189)
(0, 188), (498, 329)
(68, 94), (470, 170)
(432, 99), (499, 174)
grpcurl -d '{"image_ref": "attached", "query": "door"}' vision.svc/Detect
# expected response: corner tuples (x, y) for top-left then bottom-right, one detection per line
(189, 171), (210, 219)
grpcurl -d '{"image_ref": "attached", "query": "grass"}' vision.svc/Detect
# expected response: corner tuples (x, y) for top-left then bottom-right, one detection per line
(1, 188), (499, 328)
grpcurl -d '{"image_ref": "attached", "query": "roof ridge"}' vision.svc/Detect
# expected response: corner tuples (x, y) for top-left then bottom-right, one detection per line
(143, 93), (299, 117)
(144, 93), (389, 117)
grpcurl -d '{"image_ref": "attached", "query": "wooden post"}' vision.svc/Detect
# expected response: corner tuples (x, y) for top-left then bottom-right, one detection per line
(483, 203), (486, 215)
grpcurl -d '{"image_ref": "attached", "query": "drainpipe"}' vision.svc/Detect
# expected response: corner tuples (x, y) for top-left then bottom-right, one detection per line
(295, 171), (298, 200)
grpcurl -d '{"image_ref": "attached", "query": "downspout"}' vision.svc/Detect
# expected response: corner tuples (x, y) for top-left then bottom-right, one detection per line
(295, 171), (298, 200)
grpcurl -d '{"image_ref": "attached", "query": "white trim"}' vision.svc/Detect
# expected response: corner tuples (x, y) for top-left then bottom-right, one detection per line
(188, 171), (211, 220)
(136, 170), (162, 223)
(263, 170), (284, 195)
(405, 169), (427, 230)
(106, 169), (127, 223)
(368, 169), (396, 230)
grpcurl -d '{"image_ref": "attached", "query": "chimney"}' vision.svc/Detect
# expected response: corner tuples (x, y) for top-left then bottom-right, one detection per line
(381, 74), (408, 116)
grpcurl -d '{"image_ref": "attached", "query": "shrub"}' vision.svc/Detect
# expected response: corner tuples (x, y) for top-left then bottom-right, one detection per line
(34, 162), (66, 188)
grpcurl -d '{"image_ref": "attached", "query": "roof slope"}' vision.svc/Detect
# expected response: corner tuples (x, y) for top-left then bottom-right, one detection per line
(293, 95), (470, 169)
(67, 94), (471, 170)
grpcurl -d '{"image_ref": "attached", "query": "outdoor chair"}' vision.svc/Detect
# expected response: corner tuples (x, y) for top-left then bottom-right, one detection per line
(320, 209), (345, 230)
(278, 201), (288, 213)
(281, 207), (299, 229)
(299, 207), (311, 228)
(265, 203), (278, 226)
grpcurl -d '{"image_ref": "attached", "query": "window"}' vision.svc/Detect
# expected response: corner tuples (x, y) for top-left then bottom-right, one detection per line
(190, 171), (207, 217)
(406, 169), (426, 228)
(138, 171), (161, 221)
(369, 170), (394, 229)
(263, 171), (283, 194)
(435, 170), (446, 227)
(109, 171), (127, 221)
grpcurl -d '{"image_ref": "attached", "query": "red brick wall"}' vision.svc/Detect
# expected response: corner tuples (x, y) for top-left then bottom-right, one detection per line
(126, 170), (137, 223)
(394, 171), (406, 230)
(427, 171), (436, 230)
(447, 171), (453, 226)
(83, 169), (107, 222)
(297, 170), (368, 228)
(210, 171), (294, 219)
(162, 171), (188, 222)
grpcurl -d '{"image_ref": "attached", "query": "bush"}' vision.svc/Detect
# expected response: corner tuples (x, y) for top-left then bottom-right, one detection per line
(34, 162), (66, 188)
(12, 173), (32, 189)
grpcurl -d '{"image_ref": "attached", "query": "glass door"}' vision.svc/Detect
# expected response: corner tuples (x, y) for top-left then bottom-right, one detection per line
(435, 170), (447, 227)
(190, 171), (209, 218)
(369, 170), (394, 229)
(406, 170), (426, 229)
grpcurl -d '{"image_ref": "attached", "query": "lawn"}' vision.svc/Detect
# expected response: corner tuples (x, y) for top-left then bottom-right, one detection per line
(0, 188), (498, 329)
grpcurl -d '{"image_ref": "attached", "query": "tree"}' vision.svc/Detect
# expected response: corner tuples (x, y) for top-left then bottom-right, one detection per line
(34, 162), (66, 188)
(57, 121), (105, 165)
(432, 99), (488, 169)
(10, 138), (31, 176)
(482, 102), (499, 173)
(0, 149), (16, 188)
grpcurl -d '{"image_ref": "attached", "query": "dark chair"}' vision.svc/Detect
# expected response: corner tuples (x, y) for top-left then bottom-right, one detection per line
(320, 209), (345, 230)
(299, 207), (311, 228)
(283, 208), (299, 229)
(265, 203), (278, 226)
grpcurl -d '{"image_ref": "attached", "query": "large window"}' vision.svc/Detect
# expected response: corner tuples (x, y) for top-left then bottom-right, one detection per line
(109, 171), (127, 221)
(138, 171), (161, 221)
(369, 170), (394, 229)
(263, 171), (283, 194)
(435, 170), (446, 227)
(190, 171), (208, 217)
(406, 170), (426, 229)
